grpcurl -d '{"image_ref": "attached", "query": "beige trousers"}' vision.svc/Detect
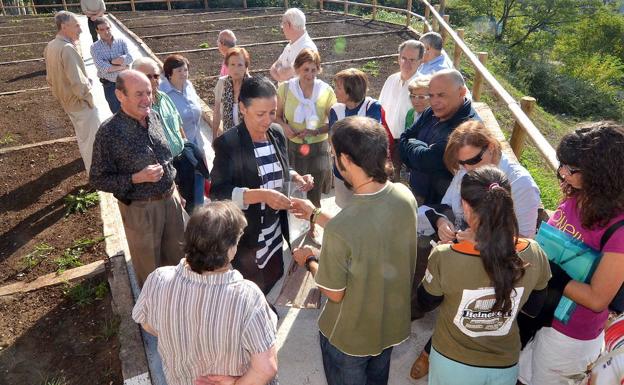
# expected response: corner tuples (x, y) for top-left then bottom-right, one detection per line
(66, 105), (105, 174)
(118, 194), (186, 287)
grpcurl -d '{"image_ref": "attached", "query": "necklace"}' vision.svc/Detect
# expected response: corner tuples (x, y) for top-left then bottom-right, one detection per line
(353, 179), (375, 193)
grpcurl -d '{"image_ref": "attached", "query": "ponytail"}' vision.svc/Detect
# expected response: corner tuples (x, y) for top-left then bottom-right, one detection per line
(460, 166), (526, 313)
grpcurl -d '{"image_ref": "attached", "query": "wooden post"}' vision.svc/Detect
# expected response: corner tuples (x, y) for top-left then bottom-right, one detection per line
(0, 0), (4, 16)
(130, 0), (135, 12)
(166, 0), (171, 11)
(371, 0), (376, 20)
(440, 14), (449, 44)
(510, 97), (537, 158)
(424, 4), (430, 20)
(30, 0), (37, 15)
(344, 0), (348, 15)
(243, 0), (247, 8)
(453, 28), (464, 68)
(284, 0), (288, 9)
(432, 5), (439, 32)
(406, 0), (412, 27)
(439, 0), (446, 15)
(204, 0), (209, 9)
(319, 0), (324, 11)
(472, 52), (488, 101)
(61, 0), (67, 11)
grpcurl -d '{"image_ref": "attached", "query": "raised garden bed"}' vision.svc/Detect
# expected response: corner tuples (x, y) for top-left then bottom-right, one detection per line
(0, 31), (53, 46)
(0, 16), (55, 34)
(0, 91), (74, 147)
(0, 61), (47, 93)
(142, 18), (401, 53)
(119, 8), (285, 28)
(0, 275), (123, 385)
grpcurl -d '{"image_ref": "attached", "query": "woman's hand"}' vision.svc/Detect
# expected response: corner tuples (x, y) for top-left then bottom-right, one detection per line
(290, 197), (315, 220)
(456, 228), (476, 243)
(262, 189), (292, 211)
(436, 218), (456, 243)
(292, 246), (317, 267)
(292, 173), (314, 192)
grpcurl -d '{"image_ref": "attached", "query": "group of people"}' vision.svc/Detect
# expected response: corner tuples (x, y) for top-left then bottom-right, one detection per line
(42, 6), (624, 385)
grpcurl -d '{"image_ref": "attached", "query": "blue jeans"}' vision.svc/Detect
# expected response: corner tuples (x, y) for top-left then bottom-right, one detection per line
(102, 80), (121, 113)
(319, 332), (393, 385)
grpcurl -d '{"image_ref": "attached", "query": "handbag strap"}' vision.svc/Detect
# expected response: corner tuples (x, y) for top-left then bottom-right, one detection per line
(600, 220), (624, 251)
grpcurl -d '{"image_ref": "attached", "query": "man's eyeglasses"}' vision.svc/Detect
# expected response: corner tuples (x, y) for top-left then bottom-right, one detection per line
(145, 74), (161, 80)
(458, 147), (487, 166)
(400, 56), (419, 64)
(557, 164), (581, 178)
(410, 94), (430, 100)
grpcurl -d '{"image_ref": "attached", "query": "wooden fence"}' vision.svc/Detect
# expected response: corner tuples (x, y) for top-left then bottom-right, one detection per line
(0, 0), (557, 170)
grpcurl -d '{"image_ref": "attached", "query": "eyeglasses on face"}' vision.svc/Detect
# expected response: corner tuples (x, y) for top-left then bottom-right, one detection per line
(410, 94), (430, 100)
(400, 56), (419, 64)
(458, 147), (488, 166)
(145, 74), (161, 80)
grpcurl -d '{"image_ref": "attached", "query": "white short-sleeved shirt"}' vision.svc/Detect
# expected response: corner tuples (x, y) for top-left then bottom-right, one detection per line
(378, 71), (419, 139)
(132, 259), (277, 385)
(276, 31), (317, 68)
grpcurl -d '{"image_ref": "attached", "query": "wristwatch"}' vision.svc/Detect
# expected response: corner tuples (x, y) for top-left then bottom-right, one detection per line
(304, 254), (319, 272)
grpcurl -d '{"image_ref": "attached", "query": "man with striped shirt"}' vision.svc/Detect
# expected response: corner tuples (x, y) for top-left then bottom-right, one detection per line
(90, 17), (133, 113)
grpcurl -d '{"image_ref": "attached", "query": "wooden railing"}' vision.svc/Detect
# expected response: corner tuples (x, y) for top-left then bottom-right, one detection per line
(0, 0), (558, 170)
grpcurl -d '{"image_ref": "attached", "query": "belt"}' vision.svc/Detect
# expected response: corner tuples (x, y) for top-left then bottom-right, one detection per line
(100, 78), (114, 85)
(132, 184), (175, 202)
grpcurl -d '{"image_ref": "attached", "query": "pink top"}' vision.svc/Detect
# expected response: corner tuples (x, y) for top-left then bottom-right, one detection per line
(220, 62), (228, 76)
(549, 196), (624, 340)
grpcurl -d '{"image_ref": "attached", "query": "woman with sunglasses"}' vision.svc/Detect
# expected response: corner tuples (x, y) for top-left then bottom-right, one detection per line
(412, 165), (551, 385)
(518, 121), (624, 385)
(410, 120), (541, 380)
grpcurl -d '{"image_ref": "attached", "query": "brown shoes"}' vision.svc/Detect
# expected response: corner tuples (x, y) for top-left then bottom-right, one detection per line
(410, 350), (430, 380)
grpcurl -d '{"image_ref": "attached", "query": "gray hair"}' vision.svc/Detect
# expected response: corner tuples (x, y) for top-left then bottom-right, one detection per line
(54, 11), (76, 31)
(283, 8), (306, 30)
(408, 75), (432, 92)
(420, 32), (444, 51)
(432, 69), (466, 88)
(132, 56), (161, 72)
(398, 39), (425, 60)
(218, 29), (237, 48)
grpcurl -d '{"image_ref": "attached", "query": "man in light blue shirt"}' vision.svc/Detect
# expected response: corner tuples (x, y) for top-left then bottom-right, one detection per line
(416, 32), (454, 76)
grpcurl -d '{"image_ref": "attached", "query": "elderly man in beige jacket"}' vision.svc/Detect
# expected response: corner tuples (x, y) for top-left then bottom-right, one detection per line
(44, 11), (104, 174)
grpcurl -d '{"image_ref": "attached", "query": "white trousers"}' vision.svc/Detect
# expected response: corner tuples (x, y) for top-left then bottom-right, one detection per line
(66, 105), (105, 174)
(518, 326), (603, 385)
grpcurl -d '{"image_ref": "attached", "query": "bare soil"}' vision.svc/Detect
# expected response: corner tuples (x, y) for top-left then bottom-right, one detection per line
(119, 8), (285, 28)
(161, 30), (413, 80)
(0, 40), (48, 62)
(0, 32), (53, 46)
(0, 91), (74, 147)
(143, 18), (401, 53)
(0, 275), (123, 385)
(0, 141), (108, 286)
(0, 61), (47, 93)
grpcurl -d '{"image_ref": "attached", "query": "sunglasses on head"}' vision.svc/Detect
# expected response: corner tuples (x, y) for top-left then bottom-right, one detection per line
(458, 147), (487, 166)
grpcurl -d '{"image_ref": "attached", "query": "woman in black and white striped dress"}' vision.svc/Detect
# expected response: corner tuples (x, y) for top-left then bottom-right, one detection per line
(211, 76), (313, 294)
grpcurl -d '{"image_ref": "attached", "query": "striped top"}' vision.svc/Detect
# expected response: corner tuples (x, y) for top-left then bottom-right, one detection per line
(253, 141), (284, 269)
(89, 37), (133, 83)
(132, 259), (278, 385)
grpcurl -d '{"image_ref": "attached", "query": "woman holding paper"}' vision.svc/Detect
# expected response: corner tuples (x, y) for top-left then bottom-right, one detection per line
(518, 121), (624, 385)
(276, 48), (336, 207)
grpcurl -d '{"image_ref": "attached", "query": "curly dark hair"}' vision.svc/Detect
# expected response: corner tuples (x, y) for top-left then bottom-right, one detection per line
(184, 201), (247, 274)
(556, 121), (624, 229)
(461, 165), (526, 313)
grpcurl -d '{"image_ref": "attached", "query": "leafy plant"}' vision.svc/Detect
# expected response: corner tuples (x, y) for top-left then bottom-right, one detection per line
(55, 236), (105, 273)
(21, 243), (55, 270)
(0, 133), (16, 146)
(198, 42), (210, 48)
(99, 316), (121, 341)
(40, 375), (68, 385)
(64, 190), (99, 216)
(360, 60), (380, 77)
(270, 27), (280, 35)
(63, 280), (109, 307)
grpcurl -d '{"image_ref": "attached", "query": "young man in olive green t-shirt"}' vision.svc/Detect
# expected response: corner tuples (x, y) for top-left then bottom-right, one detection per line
(292, 116), (418, 385)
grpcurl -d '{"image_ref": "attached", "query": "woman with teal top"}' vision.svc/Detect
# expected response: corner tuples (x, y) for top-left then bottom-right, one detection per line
(276, 48), (336, 207)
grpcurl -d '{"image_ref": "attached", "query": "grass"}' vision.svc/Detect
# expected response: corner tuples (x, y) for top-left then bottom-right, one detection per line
(63, 280), (108, 307)
(64, 189), (99, 216)
(21, 243), (55, 270)
(99, 316), (121, 341)
(360, 60), (380, 77)
(0, 133), (17, 146)
(55, 236), (105, 273)
(198, 42), (210, 48)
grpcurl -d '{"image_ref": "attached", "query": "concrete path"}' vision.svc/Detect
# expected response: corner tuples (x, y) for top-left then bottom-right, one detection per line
(77, 13), (433, 385)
